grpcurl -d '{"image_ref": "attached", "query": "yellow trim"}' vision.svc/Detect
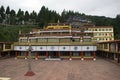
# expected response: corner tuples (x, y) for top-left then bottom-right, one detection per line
(61, 56), (69, 58)
(84, 56), (93, 58)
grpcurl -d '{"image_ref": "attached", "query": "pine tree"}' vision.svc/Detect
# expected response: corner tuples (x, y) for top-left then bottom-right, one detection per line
(24, 11), (29, 23)
(10, 9), (16, 24)
(30, 10), (37, 24)
(5, 6), (11, 24)
(17, 9), (24, 24)
(0, 6), (5, 23)
(114, 14), (120, 39)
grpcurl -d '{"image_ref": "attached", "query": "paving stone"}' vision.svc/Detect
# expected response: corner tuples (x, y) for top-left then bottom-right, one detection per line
(0, 58), (120, 80)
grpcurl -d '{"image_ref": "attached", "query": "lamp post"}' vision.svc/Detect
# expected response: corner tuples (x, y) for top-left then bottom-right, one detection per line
(24, 42), (35, 76)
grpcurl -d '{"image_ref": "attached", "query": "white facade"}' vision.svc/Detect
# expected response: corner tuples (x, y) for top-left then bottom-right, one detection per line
(14, 45), (97, 51)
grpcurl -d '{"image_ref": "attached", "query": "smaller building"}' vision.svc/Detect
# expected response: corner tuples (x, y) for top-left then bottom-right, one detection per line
(88, 26), (114, 42)
(97, 40), (120, 63)
(0, 42), (13, 57)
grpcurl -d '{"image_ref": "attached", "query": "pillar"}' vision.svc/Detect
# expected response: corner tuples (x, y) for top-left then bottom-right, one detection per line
(69, 51), (72, 60)
(35, 52), (38, 60)
(93, 51), (96, 61)
(81, 52), (84, 60)
(110, 53), (112, 59)
(15, 51), (18, 59)
(0, 52), (1, 57)
(7, 52), (10, 57)
(112, 53), (114, 60)
(46, 51), (48, 58)
(101, 52), (103, 57)
(117, 54), (120, 63)
(25, 51), (28, 59)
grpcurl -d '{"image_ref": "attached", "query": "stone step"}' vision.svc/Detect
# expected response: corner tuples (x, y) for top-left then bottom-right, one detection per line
(45, 58), (61, 61)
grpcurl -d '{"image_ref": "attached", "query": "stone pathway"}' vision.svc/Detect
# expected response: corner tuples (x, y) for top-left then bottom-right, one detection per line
(0, 58), (120, 80)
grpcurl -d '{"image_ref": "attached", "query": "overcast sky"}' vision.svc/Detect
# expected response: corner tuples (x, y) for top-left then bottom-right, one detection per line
(1, 0), (120, 18)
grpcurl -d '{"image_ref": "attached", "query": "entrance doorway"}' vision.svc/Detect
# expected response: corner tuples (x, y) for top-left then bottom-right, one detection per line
(48, 51), (59, 58)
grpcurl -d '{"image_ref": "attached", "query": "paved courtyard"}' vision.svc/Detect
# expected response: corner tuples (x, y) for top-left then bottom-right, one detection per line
(0, 58), (120, 80)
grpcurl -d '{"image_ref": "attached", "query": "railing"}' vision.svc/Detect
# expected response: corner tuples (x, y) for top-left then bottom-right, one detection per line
(14, 42), (97, 46)
(98, 48), (120, 53)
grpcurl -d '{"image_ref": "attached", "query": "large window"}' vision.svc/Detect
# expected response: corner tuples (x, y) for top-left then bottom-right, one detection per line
(104, 43), (108, 49)
(5, 44), (11, 49)
(84, 52), (92, 57)
(83, 38), (91, 42)
(38, 38), (47, 42)
(72, 52), (79, 56)
(30, 39), (36, 42)
(48, 38), (59, 43)
(39, 52), (46, 56)
(20, 39), (28, 42)
(73, 38), (80, 42)
(60, 52), (69, 56)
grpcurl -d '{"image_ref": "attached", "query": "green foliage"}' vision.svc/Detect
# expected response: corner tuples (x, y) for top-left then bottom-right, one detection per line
(0, 25), (39, 42)
(114, 15), (120, 39)
(0, 5), (120, 41)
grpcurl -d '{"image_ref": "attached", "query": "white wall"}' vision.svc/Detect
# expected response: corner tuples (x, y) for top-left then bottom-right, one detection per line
(14, 45), (97, 51)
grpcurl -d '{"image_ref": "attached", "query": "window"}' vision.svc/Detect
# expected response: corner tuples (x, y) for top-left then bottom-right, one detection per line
(38, 38), (47, 42)
(48, 38), (59, 43)
(94, 33), (97, 36)
(102, 33), (104, 36)
(83, 38), (91, 42)
(104, 43), (108, 49)
(105, 33), (107, 36)
(5, 44), (11, 49)
(30, 39), (36, 42)
(73, 52), (79, 56)
(21, 39), (28, 42)
(84, 52), (92, 57)
(109, 29), (112, 31)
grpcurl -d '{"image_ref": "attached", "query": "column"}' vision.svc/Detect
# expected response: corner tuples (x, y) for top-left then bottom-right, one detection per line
(112, 53), (114, 60)
(117, 54), (120, 63)
(81, 52), (84, 60)
(93, 51), (96, 61)
(7, 51), (10, 57)
(69, 51), (72, 60)
(15, 51), (18, 59)
(46, 51), (48, 58)
(25, 51), (28, 59)
(0, 52), (1, 57)
(35, 52), (38, 60)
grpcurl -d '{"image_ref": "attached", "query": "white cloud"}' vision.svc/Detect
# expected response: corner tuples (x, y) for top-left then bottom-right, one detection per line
(0, 0), (120, 18)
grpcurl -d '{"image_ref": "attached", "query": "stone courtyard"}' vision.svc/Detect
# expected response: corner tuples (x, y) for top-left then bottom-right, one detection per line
(0, 58), (120, 80)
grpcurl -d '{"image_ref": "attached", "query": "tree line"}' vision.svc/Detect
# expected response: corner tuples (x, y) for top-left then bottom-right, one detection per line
(0, 5), (120, 39)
